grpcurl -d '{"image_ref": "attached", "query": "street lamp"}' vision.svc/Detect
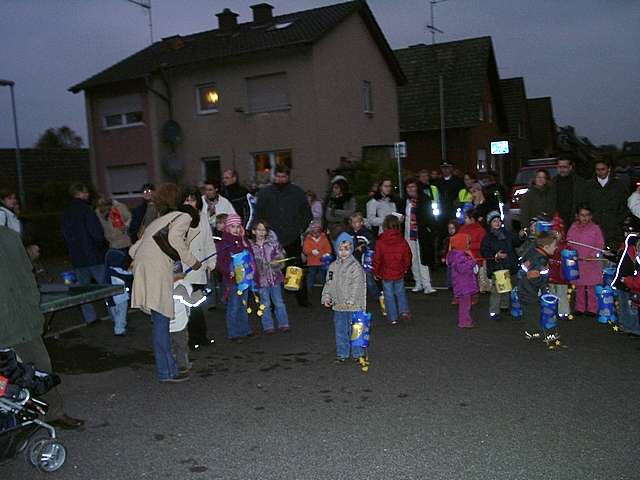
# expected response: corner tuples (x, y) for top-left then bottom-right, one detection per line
(0, 79), (25, 207)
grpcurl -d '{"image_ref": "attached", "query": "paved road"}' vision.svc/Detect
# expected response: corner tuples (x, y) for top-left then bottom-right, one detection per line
(7, 284), (640, 479)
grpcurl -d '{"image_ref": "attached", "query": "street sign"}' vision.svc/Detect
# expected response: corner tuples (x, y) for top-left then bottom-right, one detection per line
(491, 140), (509, 155)
(394, 141), (407, 158)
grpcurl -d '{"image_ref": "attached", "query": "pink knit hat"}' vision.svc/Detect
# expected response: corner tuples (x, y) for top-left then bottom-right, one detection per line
(225, 213), (242, 229)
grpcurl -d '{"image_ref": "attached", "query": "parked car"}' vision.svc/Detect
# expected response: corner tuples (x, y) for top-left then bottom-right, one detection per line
(508, 158), (558, 230)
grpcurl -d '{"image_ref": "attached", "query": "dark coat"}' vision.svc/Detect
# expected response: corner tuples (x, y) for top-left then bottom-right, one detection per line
(517, 245), (551, 304)
(402, 193), (438, 268)
(222, 183), (250, 226)
(129, 201), (147, 243)
(61, 198), (106, 267)
(346, 226), (376, 263)
(519, 184), (555, 225)
(551, 172), (587, 227)
(583, 177), (629, 249)
(255, 182), (311, 247)
(480, 227), (520, 276)
(434, 176), (465, 221)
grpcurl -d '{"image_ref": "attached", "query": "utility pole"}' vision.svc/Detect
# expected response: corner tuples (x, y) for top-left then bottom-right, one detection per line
(126, 0), (154, 44)
(427, 0), (447, 164)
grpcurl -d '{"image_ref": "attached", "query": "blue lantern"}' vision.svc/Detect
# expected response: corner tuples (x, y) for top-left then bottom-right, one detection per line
(232, 250), (256, 292)
(602, 267), (616, 287)
(362, 248), (374, 272)
(350, 311), (372, 349)
(321, 253), (333, 270)
(595, 285), (617, 324)
(539, 294), (559, 330)
(535, 221), (553, 234)
(560, 249), (580, 282)
(510, 287), (522, 318)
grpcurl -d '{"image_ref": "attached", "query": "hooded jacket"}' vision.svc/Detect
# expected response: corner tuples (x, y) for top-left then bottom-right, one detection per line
(321, 253), (366, 312)
(373, 228), (412, 281)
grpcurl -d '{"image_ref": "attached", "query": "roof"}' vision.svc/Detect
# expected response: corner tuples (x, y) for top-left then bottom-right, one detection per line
(500, 77), (528, 136)
(70, 0), (404, 93)
(394, 36), (504, 132)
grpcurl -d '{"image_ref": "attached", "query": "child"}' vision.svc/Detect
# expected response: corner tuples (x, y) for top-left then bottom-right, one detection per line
(346, 212), (379, 298)
(213, 213), (228, 239)
(458, 208), (488, 293)
(566, 204), (605, 317)
(548, 215), (571, 320)
(446, 233), (479, 328)
(104, 249), (132, 336)
(480, 211), (520, 320)
(372, 215), (412, 325)
(215, 213), (254, 342)
(612, 233), (640, 336)
(250, 220), (290, 334)
(302, 220), (332, 292)
(209, 213), (228, 307)
(321, 232), (367, 363)
(518, 231), (559, 344)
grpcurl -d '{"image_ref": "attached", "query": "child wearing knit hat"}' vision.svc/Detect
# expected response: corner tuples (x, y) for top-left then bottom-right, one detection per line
(446, 233), (479, 328)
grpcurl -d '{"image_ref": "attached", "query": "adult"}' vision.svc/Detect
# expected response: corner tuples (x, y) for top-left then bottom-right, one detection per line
(483, 171), (508, 207)
(202, 179), (236, 229)
(456, 173), (476, 205)
(325, 177), (356, 238)
(584, 160), (630, 250)
(551, 157), (587, 229)
(180, 186), (217, 351)
(221, 169), (250, 227)
(306, 190), (324, 225)
(468, 182), (494, 225)
(403, 178), (438, 294)
(129, 183), (157, 243)
(628, 181), (640, 220)
(255, 165), (312, 307)
(0, 188), (21, 234)
(61, 183), (107, 325)
(433, 162), (465, 222)
(519, 169), (555, 226)
(0, 225), (84, 429)
(366, 178), (400, 235)
(129, 183), (201, 382)
(96, 196), (132, 251)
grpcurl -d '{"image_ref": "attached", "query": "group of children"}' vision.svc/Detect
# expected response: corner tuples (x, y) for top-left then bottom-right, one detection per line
(445, 202), (628, 348)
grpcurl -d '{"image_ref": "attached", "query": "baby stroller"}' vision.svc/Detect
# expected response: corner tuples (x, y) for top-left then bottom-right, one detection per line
(0, 349), (67, 473)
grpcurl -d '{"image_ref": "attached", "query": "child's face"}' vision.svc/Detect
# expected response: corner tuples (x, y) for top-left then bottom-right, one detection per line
(216, 220), (226, 231)
(253, 223), (267, 241)
(463, 215), (473, 225)
(447, 223), (456, 235)
(542, 241), (558, 256)
(577, 209), (592, 225)
(350, 217), (363, 231)
(338, 242), (352, 258)
(228, 224), (242, 236)
(490, 218), (502, 230)
(528, 222), (537, 236)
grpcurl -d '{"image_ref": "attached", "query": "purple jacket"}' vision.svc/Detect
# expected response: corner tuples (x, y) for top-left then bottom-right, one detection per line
(250, 233), (285, 288)
(447, 250), (479, 297)
(215, 232), (259, 288)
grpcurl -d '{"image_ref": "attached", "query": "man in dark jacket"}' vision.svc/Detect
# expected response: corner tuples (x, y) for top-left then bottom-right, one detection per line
(433, 162), (465, 222)
(0, 226), (84, 429)
(61, 183), (106, 324)
(128, 183), (156, 243)
(255, 165), (312, 306)
(584, 160), (629, 250)
(221, 169), (250, 227)
(551, 157), (586, 229)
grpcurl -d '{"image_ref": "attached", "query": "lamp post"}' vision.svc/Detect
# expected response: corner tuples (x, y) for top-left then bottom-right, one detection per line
(0, 79), (25, 207)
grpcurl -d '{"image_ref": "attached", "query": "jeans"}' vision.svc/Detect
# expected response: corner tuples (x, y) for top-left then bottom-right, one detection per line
(151, 310), (178, 380)
(333, 311), (364, 359)
(618, 290), (640, 335)
(306, 266), (325, 292)
(366, 272), (380, 298)
(258, 285), (289, 331)
(76, 264), (105, 323)
(225, 288), (251, 339)
(382, 279), (410, 322)
(108, 300), (128, 335)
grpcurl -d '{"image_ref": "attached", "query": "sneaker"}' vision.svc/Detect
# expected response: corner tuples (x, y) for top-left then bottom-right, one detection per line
(391, 319), (399, 325)
(264, 329), (276, 335)
(278, 326), (291, 333)
(411, 286), (423, 293)
(160, 373), (190, 383)
(423, 287), (437, 294)
(334, 357), (347, 364)
(400, 312), (412, 322)
(489, 313), (501, 321)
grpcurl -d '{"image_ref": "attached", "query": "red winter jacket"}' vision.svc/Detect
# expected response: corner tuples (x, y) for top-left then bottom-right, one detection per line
(373, 228), (412, 281)
(458, 222), (486, 264)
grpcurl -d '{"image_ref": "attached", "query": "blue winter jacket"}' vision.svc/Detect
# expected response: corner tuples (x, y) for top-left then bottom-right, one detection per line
(61, 198), (106, 267)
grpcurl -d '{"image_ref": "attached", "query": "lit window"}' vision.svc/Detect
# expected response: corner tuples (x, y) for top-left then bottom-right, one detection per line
(363, 81), (373, 114)
(197, 84), (220, 114)
(252, 150), (292, 188)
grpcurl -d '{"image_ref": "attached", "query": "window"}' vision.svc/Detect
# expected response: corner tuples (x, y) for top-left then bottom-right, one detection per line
(363, 80), (373, 114)
(197, 83), (220, 114)
(476, 149), (487, 171)
(201, 156), (221, 183)
(106, 164), (148, 196)
(246, 73), (289, 113)
(98, 94), (144, 130)
(252, 150), (292, 188)
(478, 104), (484, 121)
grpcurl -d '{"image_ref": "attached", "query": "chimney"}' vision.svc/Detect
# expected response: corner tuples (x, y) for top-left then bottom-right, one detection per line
(250, 3), (274, 25)
(216, 8), (238, 33)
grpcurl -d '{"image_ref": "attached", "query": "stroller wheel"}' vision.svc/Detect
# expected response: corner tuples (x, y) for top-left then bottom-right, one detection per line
(29, 438), (67, 473)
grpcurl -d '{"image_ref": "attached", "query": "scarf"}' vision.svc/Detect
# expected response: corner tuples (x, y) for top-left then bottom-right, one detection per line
(409, 199), (418, 241)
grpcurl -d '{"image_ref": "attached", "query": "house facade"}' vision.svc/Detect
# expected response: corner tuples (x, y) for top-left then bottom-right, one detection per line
(499, 77), (531, 181)
(395, 37), (508, 181)
(70, 1), (405, 198)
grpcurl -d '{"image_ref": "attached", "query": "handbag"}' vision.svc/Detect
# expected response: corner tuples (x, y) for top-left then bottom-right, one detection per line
(152, 214), (184, 261)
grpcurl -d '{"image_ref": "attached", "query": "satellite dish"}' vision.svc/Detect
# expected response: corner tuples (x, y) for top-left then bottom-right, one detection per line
(162, 120), (183, 146)
(162, 152), (184, 178)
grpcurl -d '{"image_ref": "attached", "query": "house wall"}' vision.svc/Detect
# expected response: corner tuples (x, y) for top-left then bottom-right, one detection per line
(87, 81), (154, 194)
